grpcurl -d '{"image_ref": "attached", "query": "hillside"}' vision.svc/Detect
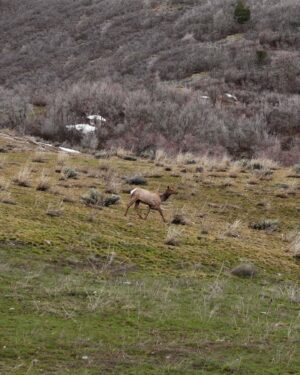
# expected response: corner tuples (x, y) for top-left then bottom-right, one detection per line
(0, 0), (300, 162)
(0, 133), (299, 373)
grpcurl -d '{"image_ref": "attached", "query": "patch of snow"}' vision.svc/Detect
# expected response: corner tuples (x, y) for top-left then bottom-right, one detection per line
(59, 147), (81, 154)
(66, 124), (96, 134)
(200, 95), (210, 99)
(225, 93), (238, 101)
(87, 115), (106, 122)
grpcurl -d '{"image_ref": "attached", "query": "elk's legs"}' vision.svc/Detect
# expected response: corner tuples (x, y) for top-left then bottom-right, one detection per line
(158, 207), (166, 223)
(144, 206), (151, 220)
(134, 201), (143, 219)
(124, 198), (136, 216)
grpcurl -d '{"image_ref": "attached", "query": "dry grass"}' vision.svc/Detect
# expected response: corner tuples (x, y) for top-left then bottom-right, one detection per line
(104, 169), (121, 194)
(165, 226), (183, 246)
(155, 149), (168, 164)
(290, 233), (300, 259)
(224, 220), (242, 238)
(46, 201), (64, 217)
(0, 191), (16, 205)
(0, 155), (6, 169)
(57, 152), (69, 166)
(0, 177), (10, 191)
(13, 165), (32, 187)
(36, 170), (51, 191)
(32, 151), (47, 163)
(247, 158), (279, 171)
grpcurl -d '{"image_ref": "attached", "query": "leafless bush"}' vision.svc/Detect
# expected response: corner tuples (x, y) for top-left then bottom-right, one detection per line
(1, 0), (299, 165)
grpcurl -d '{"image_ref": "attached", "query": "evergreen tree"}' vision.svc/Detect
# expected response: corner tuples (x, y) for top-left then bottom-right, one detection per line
(234, 0), (251, 24)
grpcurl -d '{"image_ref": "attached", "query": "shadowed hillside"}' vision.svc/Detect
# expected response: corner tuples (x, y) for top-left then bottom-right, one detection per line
(0, 0), (300, 162)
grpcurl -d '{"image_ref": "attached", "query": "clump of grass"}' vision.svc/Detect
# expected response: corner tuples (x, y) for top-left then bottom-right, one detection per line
(275, 191), (288, 199)
(116, 147), (136, 161)
(0, 156), (7, 169)
(165, 226), (182, 246)
(103, 195), (120, 207)
(0, 178), (10, 191)
(32, 152), (46, 163)
(224, 220), (241, 238)
(57, 152), (69, 166)
(13, 165), (32, 187)
(155, 149), (168, 164)
(290, 233), (300, 259)
(0, 191), (16, 205)
(36, 171), (51, 191)
(104, 170), (120, 194)
(95, 150), (110, 159)
(46, 201), (64, 217)
(81, 189), (120, 207)
(62, 194), (76, 203)
(199, 155), (231, 171)
(175, 152), (196, 165)
(82, 189), (104, 206)
(63, 167), (79, 179)
(228, 163), (241, 177)
(292, 164), (300, 174)
(221, 178), (235, 188)
(98, 161), (111, 171)
(250, 219), (279, 232)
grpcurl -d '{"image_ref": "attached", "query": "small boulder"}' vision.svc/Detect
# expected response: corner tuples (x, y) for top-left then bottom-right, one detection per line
(126, 176), (147, 185)
(231, 263), (257, 278)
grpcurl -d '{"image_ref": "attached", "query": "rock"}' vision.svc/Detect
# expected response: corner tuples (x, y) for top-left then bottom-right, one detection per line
(126, 176), (147, 185)
(231, 263), (257, 278)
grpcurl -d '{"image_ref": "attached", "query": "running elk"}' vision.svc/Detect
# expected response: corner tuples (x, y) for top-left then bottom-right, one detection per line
(124, 186), (177, 222)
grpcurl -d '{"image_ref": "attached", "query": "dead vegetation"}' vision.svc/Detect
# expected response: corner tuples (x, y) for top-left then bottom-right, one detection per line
(13, 165), (32, 187)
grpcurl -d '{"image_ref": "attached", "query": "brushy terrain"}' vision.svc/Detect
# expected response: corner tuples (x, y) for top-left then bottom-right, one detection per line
(0, 133), (299, 374)
(0, 0), (300, 162)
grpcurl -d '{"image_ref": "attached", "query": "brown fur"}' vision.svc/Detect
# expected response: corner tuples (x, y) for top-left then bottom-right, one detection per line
(124, 186), (177, 222)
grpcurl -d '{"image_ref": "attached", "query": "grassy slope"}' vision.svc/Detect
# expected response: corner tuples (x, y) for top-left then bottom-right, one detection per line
(0, 134), (299, 374)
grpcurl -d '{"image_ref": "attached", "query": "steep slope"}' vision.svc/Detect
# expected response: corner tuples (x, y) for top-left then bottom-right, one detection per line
(0, 133), (299, 373)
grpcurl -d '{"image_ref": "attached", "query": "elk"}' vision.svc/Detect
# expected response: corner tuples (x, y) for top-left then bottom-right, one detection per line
(124, 186), (177, 222)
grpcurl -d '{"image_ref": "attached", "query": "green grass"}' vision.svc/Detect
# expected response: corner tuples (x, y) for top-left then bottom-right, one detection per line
(0, 135), (299, 373)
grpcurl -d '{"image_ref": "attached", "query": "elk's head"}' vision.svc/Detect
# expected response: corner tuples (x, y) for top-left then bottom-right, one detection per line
(165, 186), (177, 195)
